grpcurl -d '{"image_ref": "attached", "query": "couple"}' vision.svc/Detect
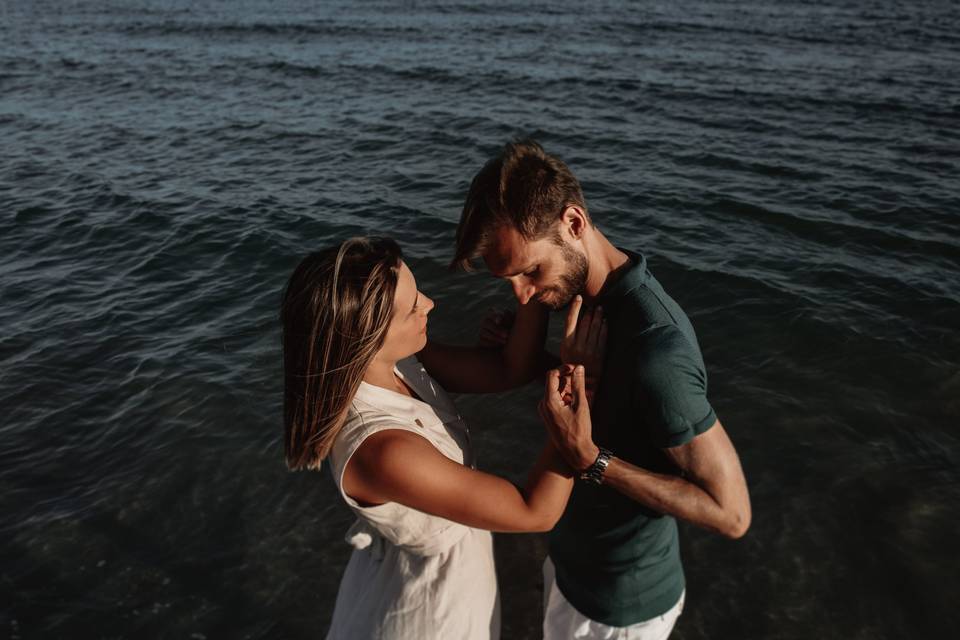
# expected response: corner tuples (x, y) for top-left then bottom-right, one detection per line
(281, 141), (751, 640)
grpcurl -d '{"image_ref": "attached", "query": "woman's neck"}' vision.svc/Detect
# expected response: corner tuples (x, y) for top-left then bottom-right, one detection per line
(363, 358), (411, 396)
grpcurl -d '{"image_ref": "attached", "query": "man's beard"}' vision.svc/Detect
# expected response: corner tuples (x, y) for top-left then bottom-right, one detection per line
(537, 241), (588, 310)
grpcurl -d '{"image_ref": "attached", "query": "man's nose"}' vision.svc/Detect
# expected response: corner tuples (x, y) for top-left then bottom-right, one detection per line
(510, 280), (536, 305)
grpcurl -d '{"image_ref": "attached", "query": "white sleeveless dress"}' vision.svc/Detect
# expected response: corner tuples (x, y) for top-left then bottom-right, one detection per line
(325, 356), (501, 640)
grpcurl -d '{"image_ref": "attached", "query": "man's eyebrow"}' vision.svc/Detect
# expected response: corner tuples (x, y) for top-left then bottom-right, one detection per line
(491, 264), (533, 279)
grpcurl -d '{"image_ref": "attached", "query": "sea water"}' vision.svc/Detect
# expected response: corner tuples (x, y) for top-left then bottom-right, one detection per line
(1, 1), (958, 637)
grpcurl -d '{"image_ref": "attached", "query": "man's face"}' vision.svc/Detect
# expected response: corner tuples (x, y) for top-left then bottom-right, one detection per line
(483, 224), (588, 310)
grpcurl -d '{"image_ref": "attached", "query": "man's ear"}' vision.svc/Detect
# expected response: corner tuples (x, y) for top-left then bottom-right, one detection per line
(561, 205), (588, 240)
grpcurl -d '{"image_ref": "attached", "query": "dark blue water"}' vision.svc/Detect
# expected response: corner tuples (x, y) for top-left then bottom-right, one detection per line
(2, 1), (958, 638)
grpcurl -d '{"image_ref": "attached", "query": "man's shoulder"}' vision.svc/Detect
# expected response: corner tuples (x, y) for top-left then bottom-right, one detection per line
(615, 274), (690, 327)
(616, 320), (688, 354)
(629, 324), (700, 375)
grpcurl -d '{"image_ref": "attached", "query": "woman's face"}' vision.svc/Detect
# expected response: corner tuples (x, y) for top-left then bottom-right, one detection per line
(379, 261), (434, 361)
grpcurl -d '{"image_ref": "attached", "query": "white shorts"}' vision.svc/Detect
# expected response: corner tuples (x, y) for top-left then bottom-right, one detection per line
(542, 557), (685, 640)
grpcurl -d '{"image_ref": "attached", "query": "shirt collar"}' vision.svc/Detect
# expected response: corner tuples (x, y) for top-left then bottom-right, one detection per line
(597, 249), (649, 304)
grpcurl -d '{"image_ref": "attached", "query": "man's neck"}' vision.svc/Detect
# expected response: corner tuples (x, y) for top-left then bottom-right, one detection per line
(583, 229), (631, 301)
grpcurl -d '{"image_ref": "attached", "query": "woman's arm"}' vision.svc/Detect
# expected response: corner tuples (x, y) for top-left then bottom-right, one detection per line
(342, 369), (580, 533)
(418, 300), (550, 393)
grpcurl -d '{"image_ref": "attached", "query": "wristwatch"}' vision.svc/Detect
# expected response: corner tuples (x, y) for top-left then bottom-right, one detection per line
(579, 447), (613, 485)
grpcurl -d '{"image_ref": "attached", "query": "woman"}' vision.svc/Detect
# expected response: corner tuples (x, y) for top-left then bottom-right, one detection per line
(281, 237), (604, 640)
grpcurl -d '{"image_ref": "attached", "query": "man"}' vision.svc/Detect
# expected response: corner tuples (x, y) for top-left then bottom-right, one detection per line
(452, 140), (751, 639)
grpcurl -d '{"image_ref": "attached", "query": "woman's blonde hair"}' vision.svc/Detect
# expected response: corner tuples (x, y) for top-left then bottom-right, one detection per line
(281, 237), (402, 470)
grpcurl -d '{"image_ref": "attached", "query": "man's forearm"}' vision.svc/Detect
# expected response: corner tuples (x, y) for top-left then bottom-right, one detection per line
(602, 457), (749, 539)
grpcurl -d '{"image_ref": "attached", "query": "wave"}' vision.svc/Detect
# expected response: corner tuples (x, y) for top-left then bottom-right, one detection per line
(115, 20), (419, 39)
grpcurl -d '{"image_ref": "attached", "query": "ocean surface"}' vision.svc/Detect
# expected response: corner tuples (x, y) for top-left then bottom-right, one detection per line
(2, 0), (958, 638)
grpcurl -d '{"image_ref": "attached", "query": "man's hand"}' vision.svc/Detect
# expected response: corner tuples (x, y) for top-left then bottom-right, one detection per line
(539, 365), (600, 472)
(559, 295), (606, 406)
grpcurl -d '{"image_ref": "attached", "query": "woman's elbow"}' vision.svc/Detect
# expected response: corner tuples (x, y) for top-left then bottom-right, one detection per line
(525, 509), (563, 533)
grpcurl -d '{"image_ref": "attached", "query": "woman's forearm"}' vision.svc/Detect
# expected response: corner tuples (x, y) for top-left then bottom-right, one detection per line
(501, 301), (551, 385)
(519, 442), (575, 531)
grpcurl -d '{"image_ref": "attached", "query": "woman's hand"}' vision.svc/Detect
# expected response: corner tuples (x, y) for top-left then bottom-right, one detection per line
(539, 365), (600, 473)
(477, 307), (516, 348)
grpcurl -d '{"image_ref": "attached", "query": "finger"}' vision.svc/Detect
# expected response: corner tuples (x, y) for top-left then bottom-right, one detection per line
(585, 309), (603, 358)
(572, 365), (589, 412)
(545, 368), (562, 406)
(549, 370), (571, 410)
(576, 307), (596, 353)
(560, 374), (572, 403)
(587, 306), (603, 346)
(558, 363), (574, 392)
(564, 294), (583, 342)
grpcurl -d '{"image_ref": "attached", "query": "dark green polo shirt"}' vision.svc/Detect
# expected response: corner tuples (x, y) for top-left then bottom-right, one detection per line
(548, 251), (717, 626)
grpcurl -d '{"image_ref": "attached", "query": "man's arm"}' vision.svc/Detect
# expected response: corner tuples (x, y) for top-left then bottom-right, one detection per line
(544, 325), (750, 539)
(592, 421), (751, 539)
(559, 420), (750, 539)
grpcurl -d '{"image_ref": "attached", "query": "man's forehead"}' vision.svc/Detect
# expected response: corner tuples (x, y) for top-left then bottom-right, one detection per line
(482, 225), (533, 276)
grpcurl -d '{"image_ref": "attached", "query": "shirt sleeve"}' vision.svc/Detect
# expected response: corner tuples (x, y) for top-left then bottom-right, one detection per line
(633, 325), (717, 448)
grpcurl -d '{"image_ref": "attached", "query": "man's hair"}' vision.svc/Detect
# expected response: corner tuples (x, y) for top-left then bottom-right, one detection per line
(451, 140), (587, 271)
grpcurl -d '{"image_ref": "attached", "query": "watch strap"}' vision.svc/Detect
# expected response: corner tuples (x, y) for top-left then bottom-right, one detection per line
(579, 447), (613, 484)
